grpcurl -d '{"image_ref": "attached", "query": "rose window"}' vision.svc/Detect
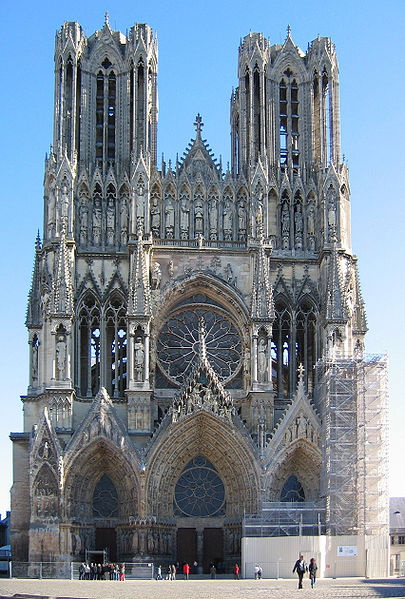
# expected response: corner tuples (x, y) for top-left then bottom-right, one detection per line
(157, 303), (242, 386)
(174, 456), (225, 517)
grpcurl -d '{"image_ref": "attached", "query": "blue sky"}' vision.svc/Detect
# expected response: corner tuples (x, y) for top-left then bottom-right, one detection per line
(1, 0), (404, 516)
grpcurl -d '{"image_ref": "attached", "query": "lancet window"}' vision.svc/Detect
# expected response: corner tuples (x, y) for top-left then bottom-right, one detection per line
(272, 300), (292, 398)
(105, 294), (127, 398)
(78, 294), (101, 397)
(95, 63), (116, 162)
(280, 475), (305, 502)
(279, 73), (300, 170)
(296, 300), (317, 393)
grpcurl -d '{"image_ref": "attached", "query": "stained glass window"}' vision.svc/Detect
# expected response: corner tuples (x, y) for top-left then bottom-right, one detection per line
(280, 475), (305, 502)
(157, 297), (242, 387)
(174, 456), (225, 517)
(93, 474), (118, 517)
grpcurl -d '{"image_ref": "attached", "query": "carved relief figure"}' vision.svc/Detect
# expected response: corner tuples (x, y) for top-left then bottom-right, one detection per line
(307, 202), (315, 251)
(281, 201), (290, 249)
(60, 180), (69, 225)
(180, 198), (190, 239)
(32, 337), (39, 381)
(47, 183), (56, 238)
(151, 262), (161, 289)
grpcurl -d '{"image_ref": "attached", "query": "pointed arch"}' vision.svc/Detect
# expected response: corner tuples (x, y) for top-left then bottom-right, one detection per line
(64, 438), (139, 520)
(77, 290), (101, 397)
(104, 290), (127, 398)
(272, 296), (293, 398)
(296, 296), (318, 394)
(146, 410), (261, 518)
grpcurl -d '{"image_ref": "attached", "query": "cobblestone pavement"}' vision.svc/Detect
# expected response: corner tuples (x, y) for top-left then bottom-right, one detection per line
(0, 578), (405, 599)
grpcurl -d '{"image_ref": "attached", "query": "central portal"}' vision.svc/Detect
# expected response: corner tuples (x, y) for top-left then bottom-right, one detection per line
(95, 527), (117, 561)
(203, 528), (223, 573)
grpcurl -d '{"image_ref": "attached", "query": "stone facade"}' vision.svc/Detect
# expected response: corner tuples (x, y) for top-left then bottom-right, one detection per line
(11, 16), (377, 571)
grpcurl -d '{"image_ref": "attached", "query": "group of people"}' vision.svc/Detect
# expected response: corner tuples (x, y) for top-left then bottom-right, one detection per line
(78, 562), (125, 581)
(293, 555), (318, 589)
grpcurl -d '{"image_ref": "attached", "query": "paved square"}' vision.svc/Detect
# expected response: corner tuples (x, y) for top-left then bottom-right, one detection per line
(0, 577), (404, 599)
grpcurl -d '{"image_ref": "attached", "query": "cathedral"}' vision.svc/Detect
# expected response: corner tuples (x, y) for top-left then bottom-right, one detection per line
(10, 16), (389, 576)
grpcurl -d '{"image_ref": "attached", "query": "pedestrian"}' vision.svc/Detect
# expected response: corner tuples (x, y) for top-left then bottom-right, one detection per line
(183, 562), (190, 580)
(254, 564), (259, 579)
(292, 554), (308, 589)
(210, 564), (216, 579)
(233, 563), (240, 579)
(309, 557), (318, 589)
(119, 562), (125, 581)
(156, 564), (162, 580)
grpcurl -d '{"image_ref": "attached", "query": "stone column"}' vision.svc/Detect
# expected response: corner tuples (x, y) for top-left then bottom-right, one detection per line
(252, 335), (258, 384)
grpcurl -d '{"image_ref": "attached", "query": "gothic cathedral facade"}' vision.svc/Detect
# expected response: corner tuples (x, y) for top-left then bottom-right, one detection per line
(11, 17), (385, 571)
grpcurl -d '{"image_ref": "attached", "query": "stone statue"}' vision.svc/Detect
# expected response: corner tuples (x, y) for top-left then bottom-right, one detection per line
(180, 198), (190, 239)
(56, 335), (66, 379)
(237, 202), (246, 240)
(60, 181), (69, 224)
(92, 198), (102, 245)
(281, 202), (290, 234)
(168, 260), (174, 279)
(328, 200), (336, 233)
(136, 180), (145, 225)
(307, 203), (315, 236)
(106, 197), (115, 245)
(194, 200), (204, 235)
(32, 341), (38, 380)
(134, 337), (144, 382)
(120, 197), (129, 245)
(150, 196), (160, 237)
(165, 198), (174, 238)
(79, 200), (88, 245)
(151, 262), (161, 289)
(225, 263), (233, 284)
(258, 338), (267, 383)
(295, 203), (303, 233)
(223, 199), (233, 240)
(208, 198), (218, 240)
(47, 189), (56, 238)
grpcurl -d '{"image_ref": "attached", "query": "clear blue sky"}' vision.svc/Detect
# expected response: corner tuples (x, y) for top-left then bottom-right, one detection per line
(1, 0), (404, 517)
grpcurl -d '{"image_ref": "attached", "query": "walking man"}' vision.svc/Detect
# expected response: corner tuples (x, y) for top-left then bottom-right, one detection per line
(292, 554), (307, 589)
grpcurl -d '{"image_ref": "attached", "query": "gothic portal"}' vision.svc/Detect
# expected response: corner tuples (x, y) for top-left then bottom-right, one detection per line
(10, 17), (388, 571)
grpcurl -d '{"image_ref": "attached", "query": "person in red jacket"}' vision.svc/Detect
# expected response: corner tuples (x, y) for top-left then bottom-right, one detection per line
(233, 563), (240, 579)
(183, 562), (190, 580)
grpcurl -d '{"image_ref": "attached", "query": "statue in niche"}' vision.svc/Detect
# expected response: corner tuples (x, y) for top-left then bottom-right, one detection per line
(136, 180), (145, 226)
(92, 198), (102, 245)
(194, 199), (204, 235)
(328, 199), (336, 236)
(106, 197), (115, 245)
(79, 200), (88, 245)
(208, 198), (218, 240)
(307, 203), (315, 236)
(180, 198), (190, 239)
(281, 202), (290, 234)
(295, 203), (303, 233)
(47, 188), (56, 238)
(134, 337), (144, 382)
(120, 197), (129, 245)
(223, 199), (233, 240)
(150, 196), (160, 237)
(60, 181), (69, 224)
(56, 334), (66, 379)
(32, 340), (39, 381)
(237, 202), (246, 240)
(295, 203), (303, 249)
(165, 198), (174, 238)
(258, 338), (267, 383)
(151, 262), (161, 289)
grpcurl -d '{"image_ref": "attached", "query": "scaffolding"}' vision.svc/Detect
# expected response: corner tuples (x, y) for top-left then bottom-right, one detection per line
(243, 502), (325, 537)
(315, 354), (388, 537)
